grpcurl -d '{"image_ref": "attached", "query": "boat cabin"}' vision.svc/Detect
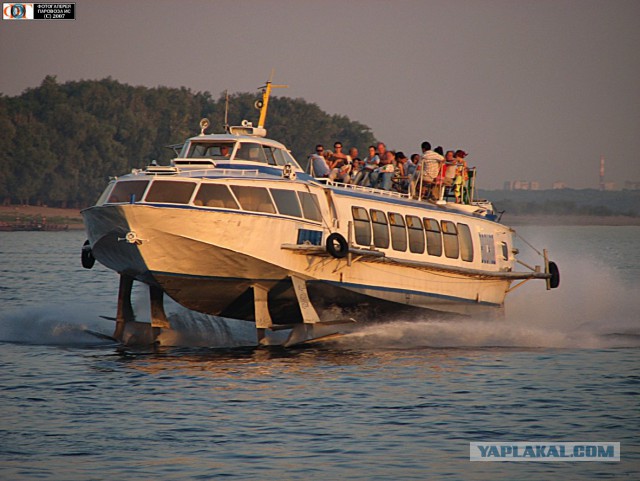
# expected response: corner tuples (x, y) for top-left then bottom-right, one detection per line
(176, 134), (303, 170)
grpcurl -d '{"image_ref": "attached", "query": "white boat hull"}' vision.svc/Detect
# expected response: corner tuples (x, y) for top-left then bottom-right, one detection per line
(84, 203), (513, 325)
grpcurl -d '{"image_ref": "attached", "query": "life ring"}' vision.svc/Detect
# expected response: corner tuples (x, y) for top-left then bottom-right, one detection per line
(548, 261), (560, 289)
(326, 232), (349, 259)
(81, 240), (95, 269)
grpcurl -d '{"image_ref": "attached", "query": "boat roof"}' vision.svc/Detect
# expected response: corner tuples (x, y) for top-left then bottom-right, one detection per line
(185, 133), (288, 148)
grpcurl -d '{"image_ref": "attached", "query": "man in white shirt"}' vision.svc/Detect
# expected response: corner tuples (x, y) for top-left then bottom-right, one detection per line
(417, 141), (444, 200)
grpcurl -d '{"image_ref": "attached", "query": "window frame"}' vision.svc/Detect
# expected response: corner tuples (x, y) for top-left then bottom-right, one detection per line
(406, 215), (425, 254)
(423, 217), (443, 257)
(230, 185), (276, 213)
(441, 220), (460, 259)
(144, 180), (197, 204)
(297, 191), (322, 222)
(388, 212), (407, 252)
(270, 188), (303, 217)
(370, 209), (390, 249)
(193, 183), (240, 209)
(352, 206), (372, 246)
(457, 223), (474, 262)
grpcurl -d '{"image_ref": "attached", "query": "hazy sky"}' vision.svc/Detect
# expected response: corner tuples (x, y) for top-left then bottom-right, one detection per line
(1, 0), (639, 189)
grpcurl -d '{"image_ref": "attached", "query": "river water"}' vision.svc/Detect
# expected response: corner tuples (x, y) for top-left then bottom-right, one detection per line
(1, 226), (639, 480)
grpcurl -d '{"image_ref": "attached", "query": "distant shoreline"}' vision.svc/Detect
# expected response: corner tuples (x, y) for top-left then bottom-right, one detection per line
(0, 205), (84, 230)
(2, 204), (638, 229)
(501, 214), (640, 226)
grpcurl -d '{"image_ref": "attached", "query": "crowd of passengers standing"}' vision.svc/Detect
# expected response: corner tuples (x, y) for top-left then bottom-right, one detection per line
(308, 141), (470, 203)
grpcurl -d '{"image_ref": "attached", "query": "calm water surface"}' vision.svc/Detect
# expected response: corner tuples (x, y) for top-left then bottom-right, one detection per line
(1, 227), (639, 480)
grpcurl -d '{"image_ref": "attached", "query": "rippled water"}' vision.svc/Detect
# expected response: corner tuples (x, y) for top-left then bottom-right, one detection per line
(1, 227), (639, 480)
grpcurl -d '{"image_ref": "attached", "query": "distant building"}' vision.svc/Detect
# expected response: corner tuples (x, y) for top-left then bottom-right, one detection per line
(623, 181), (640, 190)
(510, 180), (541, 191)
(552, 181), (568, 189)
(602, 182), (616, 191)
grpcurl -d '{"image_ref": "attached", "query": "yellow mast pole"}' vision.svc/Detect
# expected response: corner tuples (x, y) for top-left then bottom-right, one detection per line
(257, 71), (288, 128)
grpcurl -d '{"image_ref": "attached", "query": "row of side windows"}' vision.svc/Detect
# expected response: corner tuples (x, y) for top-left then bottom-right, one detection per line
(352, 207), (474, 262)
(106, 180), (322, 222)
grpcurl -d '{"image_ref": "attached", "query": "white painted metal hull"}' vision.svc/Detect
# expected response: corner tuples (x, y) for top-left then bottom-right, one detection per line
(83, 201), (514, 324)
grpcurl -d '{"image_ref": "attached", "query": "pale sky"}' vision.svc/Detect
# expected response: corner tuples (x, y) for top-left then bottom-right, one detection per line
(1, 0), (639, 189)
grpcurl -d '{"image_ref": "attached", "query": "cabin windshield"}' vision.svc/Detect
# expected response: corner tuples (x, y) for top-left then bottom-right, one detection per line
(183, 140), (302, 169)
(187, 142), (236, 160)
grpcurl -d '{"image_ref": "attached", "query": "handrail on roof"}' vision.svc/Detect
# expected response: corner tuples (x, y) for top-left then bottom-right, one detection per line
(319, 179), (410, 199)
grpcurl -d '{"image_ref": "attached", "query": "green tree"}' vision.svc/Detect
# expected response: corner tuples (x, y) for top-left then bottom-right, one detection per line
(0, 77), (377, 206)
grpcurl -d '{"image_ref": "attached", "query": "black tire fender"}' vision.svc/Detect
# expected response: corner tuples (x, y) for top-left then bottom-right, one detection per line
(326, 232), (349, 259)
(81, 239), (95, 269)
(548, 261), (560, 289)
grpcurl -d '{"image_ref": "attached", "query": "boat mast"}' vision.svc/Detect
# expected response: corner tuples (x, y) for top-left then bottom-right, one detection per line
(224, 90), (230, 133)
(257, 70), (288, 128)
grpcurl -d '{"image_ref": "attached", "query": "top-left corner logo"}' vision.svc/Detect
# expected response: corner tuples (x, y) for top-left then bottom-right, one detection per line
(3, 3), (35, 20)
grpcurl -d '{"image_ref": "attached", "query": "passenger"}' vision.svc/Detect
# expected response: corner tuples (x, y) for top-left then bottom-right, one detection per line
(406, 153), (419, 178)
(415, 141), (444, 200)
(346, 147), (358, 184)
(406, 153), (420, 197)
(353, 145), (379, 186)
(394, 151), (410, 192)
(219, 145), (231, 158)
(328, 142), (352, 183)
(370, 150), (395, 190)
(453, 150), (469, 203)
(351, 157), (363, 177)
(322, 148), (333, 167)
(376, 142), (388, 168)
(439, 150), (457, 200)
(308, 144), (331, 177)
(348, 147), (358, 163)
(329, 142), (348, 168)
(366, 142), (386, 187)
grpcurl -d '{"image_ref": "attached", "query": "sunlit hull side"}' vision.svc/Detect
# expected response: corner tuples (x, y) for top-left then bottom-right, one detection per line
(83, 203), (512, 324)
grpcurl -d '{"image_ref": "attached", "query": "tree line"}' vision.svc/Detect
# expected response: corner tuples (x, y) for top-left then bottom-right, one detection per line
(0, 76), (376, 207)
